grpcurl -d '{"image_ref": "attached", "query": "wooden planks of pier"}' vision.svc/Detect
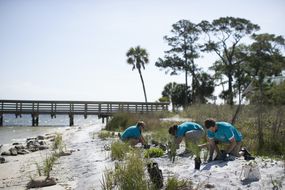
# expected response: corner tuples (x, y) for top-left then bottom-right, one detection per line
(0, 100), (169, 126)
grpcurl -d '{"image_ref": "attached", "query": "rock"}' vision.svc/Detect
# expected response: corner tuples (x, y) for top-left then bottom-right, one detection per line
(0, 157), (5, 163)
(1, 151), (11, 156)
(37, 135), (45, 140)
(58, 150), (72, 156)
(12, 142), (21, 146)
(205, 183), (215, 188)
(39, 145), (49, 150)
(9, 147), (18, 156)
(15, 145), (25, 150)
(26, 137), (37, 142)
(39, 140), (46, 145)
(17, 149), (30, 155)
(26, 176), (56, 189)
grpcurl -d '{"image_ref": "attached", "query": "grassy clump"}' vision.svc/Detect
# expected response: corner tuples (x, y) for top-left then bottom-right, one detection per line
(144, 147), (164, 158)
(97, 130), (113, 140)
(165, 176), (193, 190)
(43, 153), (58, 178)
(115, 151), (148, 190)
(110, 141), (130, 161)
(106, 112), (139, 131)
(35, 152), (58, 179)
(106, 112), (171, 132)
(52, 133), (63, 150)
(101, 151), (149, 190)
(101, 169), (114, 190)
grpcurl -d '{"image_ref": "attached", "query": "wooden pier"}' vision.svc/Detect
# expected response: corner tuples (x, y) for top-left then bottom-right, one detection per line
(0, 100), (169, 126)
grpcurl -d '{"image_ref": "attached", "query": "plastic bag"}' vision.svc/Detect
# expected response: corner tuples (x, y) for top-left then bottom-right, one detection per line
(239, 161), (261, 183)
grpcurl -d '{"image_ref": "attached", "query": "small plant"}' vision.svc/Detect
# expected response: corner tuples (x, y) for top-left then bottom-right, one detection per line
(168, 136), (177, 163)
(52, 133), (63, 150)
(165, 176), (193, 190)
(101, 150), (150, 190)
(35, 162), (42, 176)
(186, 141), (201, 157)
(144, 147), (164, 158)
(43, 153), (58, 179)
(100, 169), (114, 190)
(114, 151), (148, 190)
(110, 141), (130, 160)
(97, 130), (112, 140)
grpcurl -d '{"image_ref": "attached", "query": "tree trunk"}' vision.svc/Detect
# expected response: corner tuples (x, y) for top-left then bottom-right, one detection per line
(184, 71), (188, 107)
(257, 80), (265, 151)
(138, 69), (148, 102)
(227, 74), (234, 105)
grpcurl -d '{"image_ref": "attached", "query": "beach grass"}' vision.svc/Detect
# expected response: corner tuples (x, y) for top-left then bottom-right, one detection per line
(110, 140), (130, 161)
(106, 104), (285, 158)
(165, 176), (193, 190)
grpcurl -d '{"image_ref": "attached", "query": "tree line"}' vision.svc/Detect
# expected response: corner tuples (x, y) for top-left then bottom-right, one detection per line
(126, 17), (285, 110)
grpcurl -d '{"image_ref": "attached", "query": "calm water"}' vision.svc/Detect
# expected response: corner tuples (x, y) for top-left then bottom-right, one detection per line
(0, 114), (101, 144)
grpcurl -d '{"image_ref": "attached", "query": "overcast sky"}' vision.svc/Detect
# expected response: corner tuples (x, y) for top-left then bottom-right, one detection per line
(0, 0), (284, 102)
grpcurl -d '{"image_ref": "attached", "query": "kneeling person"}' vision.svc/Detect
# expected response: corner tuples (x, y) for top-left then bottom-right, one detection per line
(168, 122), (204, 153)
(204, 118), (242, 161)
(119, 121), (147, 147)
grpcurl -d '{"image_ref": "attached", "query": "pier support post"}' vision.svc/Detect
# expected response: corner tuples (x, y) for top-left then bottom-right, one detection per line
(32, 114), (39, 126)
(0, 114), (3, 126)
(69, 114), (74, 126)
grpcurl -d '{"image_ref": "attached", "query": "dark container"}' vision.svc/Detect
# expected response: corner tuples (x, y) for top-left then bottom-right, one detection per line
(194, 157), (201, 170)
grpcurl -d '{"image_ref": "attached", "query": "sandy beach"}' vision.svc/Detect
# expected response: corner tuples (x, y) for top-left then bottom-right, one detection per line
(0, 122), (284, 190)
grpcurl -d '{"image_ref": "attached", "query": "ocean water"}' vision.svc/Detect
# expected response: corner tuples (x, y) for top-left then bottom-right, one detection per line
(0, 114), (102, 145)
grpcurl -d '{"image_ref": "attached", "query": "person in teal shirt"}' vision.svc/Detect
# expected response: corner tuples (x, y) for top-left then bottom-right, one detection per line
(204, 118), (242, 161)
(168, 121), (204, 153)
(119, 121), (147, 146)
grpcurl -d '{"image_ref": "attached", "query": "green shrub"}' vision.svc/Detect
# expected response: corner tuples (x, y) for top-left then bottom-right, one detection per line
(114, 151), (148, 190)
(110, 141), (130, 160)
(97, 130), (112, 140)
(165, 176), (193, 190)
(43, 153), (58, 178)
(101, 151), (149, 190)
(144, 147), (164, 158)
(106, 112), (170, 132)
(106, 112), (139, 131)
(100, 169), (114, 190)
(52, 133), (63, 150)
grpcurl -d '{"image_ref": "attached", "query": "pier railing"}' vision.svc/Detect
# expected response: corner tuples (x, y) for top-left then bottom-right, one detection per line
(0, 100), (169, 126)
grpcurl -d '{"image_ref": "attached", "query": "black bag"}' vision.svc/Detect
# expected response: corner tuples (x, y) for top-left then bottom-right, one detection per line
(147, 162), (163, 188)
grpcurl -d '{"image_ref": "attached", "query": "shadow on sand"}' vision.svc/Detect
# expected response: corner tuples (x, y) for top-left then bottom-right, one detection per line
(200, 160), (229, 171)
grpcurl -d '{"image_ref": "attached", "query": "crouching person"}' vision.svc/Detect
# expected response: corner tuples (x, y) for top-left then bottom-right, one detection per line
(119, 121), (147, 147)
(168, 121), (204, 154)
(204, 118), (242, 161)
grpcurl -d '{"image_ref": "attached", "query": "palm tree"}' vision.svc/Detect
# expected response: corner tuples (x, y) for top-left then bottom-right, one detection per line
(126, 46), (149, 102)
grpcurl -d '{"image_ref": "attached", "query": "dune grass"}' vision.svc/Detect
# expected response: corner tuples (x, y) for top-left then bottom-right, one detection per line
(105, 104), (285, 158)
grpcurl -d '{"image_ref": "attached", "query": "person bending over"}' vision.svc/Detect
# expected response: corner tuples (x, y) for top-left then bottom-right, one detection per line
(168, 121), (204, 153)
(119, 121), (147, 147)
(204, 118), (242, 161)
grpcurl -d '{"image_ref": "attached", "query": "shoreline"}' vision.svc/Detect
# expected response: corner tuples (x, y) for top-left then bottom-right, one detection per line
(1, 122), (284, 190)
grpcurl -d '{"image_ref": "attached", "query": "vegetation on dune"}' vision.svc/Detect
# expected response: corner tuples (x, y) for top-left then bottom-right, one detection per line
(105, 104), (284, 159)
(101, 151), (150, 190)
(144, 147), (164, 158)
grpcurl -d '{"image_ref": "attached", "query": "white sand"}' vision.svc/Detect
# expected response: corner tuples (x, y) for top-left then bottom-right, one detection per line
(0, 123), (284, 190)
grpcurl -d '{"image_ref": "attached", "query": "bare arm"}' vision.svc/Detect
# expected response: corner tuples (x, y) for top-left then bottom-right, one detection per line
(208, 139), (221, 159)
(175, 137), (183, 145)
(139, 135), (146, 145)
(226, 138), (237, 154)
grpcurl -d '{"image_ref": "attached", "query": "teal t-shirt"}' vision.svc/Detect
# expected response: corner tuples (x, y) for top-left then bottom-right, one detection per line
(207, 122), (242, 143)
(176, 122), (204, 137)
(120, 125), (141, 140)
